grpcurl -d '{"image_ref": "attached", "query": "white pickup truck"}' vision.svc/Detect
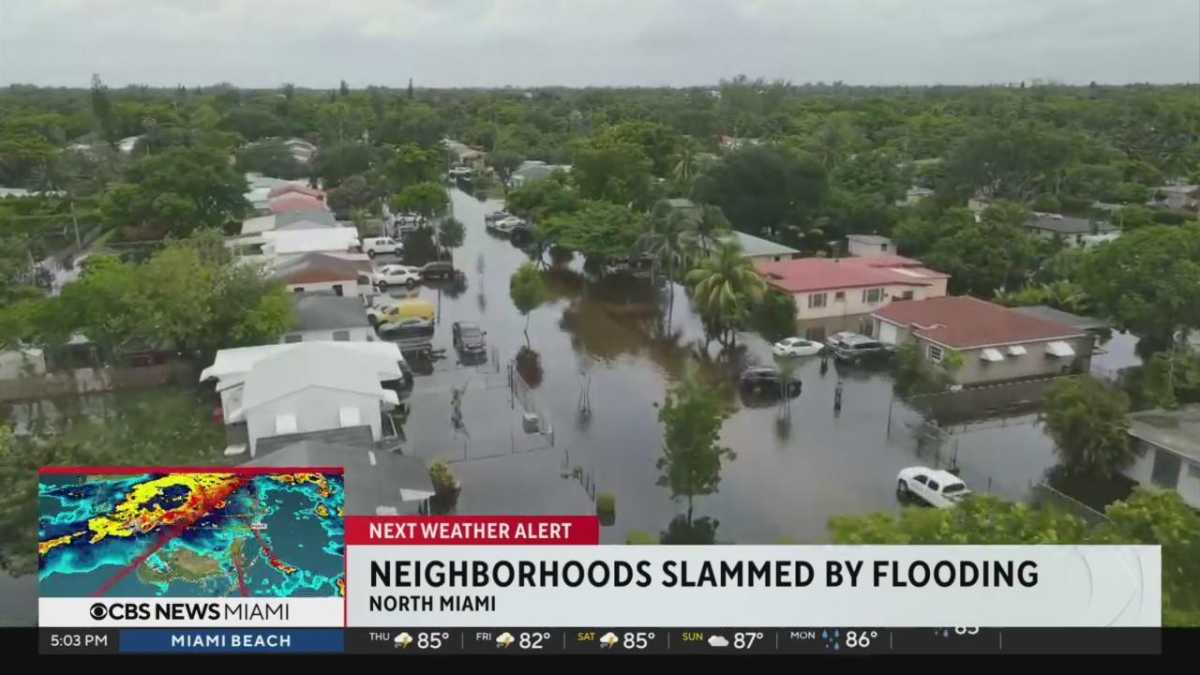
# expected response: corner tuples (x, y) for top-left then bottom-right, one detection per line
(896, 467), (971, 508)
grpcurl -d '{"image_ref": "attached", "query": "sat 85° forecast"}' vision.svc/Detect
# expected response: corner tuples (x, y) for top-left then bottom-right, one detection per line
(38, 470), (345, 598)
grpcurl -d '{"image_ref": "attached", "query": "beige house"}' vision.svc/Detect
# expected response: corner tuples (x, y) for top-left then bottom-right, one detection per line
(757, 255), (949, 322)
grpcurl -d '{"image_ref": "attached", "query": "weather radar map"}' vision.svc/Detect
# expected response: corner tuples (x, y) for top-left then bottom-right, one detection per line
(38, 469), (345, 598)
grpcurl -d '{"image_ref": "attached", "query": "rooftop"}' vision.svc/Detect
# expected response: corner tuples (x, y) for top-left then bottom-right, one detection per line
(1012, 305), (1110, 333)
(273, 252), (369, 285)
(1128, 404), (1200, 463)
(873, 296), (1086, 349)
(238, 343), (393, 413)
(269, 192), (327, 214)
(277, 209), (337, 228)
(1026, 212), (1117, 235)
(756, 255), (948, 294)
(267, 183), (325, 200)
(245, 428), (434, 514)
(262, 227), (359, 255)
(847, 234), (893, 245)
(200, 341), (404, 388)
(728, 231), (799, 258)
(291, 292), (372, 332)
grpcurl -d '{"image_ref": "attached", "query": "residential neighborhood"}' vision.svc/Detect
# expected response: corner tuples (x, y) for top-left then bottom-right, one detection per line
(1, 1), (1199, 630)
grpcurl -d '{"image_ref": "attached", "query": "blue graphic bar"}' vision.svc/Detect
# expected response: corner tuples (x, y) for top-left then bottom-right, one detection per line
(118, 628), (344, 653)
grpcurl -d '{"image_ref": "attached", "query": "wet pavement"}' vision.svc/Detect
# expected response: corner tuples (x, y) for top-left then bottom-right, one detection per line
(371, 188), (1063, 543)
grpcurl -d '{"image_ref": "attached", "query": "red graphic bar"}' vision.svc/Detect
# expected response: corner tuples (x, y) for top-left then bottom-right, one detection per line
(346, 516), (600, 545)
(38, 466), (344, 475)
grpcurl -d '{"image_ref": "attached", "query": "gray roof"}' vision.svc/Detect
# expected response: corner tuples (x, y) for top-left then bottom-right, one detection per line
(291, 292), (371, 331)
(1026, 213), (1117, 235)
(243, 427), (434, 515)
(241, 341), (386, 411)
(273, 252), (366, 285)
(728, 231), (799, 258)
(1128, 405), (1200, 463)
(847, 234), (892, 245)
(513, 161), (570, 182)
(1012, 305), (1109, 332)
(277, 209), (336, 227)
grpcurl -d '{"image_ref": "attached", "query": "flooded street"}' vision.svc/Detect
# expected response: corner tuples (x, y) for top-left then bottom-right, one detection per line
(380, 188), (1063, 543)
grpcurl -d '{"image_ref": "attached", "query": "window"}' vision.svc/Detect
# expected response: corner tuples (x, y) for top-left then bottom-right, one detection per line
(834, 291), (845, 302)
(808, 293), (827, 309)
(332, 330), (351, 342)
(862, 288), (883, 304)
(900, 290), (914, 300)
(1151, 449), (1181, 489)
(293, 287), (304, 293)
(927, 344), (944, 363)
(914, 475), (928, 485)
(333, 284), (344, 296)
(284, 334), (303, 343)
(943, 483), (966, 494)
(927, 480), (941, 491)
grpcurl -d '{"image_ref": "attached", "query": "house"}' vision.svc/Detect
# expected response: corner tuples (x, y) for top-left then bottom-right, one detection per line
(1011, 305), (1110, 341)
(244, 173), (311, 214)
(1123, 405), (1200, 508)
(200, 341), (407, 430)
(283, 138), (317, 164)
(282, 292), (374, 343)
(443, 139), (487, 171)
(871, 296), (1093, 386)
(757, 255), (950, 323)
(216, 343), (401, 456)
(273, 253), (372, 298)
(267, 183), (325, 201)
(847, 234), (895, 258)
(896, 186), (934, 206)
(269, 192), (327, 215)
(1024, 212), (1118, 247)
(509, 160), (571, 189)
(260, 227), (359, 258)
(1148, 184), (1200, 215)
(241, 209), (338, 236)
(725, 231), (800, 263)
(242, 426), (434, 515)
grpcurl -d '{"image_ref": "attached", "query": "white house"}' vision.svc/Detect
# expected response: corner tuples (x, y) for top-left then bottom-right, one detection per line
(1123, 405), (1200, 509)
(757, 255), (950, 322)
(272, 252), (372, 298)
(219, 343), (401, 456)
(200, 341), (406, 445)
(282, 293), (375, 343)
(846, 234), (895, 258)
(260, 227), (359, 259)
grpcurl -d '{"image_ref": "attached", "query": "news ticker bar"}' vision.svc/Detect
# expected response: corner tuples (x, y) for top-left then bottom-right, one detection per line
(39, 627), (1161, 655)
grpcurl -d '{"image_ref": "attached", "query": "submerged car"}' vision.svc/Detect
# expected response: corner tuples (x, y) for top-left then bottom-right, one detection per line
(772, 337), (825, 357)
(826, 331), (891, 363)
(896, 467), (971, 508)
(452, 321), (487, 355)
(738, 367), (802, 398)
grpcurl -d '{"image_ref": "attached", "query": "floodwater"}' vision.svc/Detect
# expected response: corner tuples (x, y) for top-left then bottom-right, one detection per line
(374, 188), (1063, 544)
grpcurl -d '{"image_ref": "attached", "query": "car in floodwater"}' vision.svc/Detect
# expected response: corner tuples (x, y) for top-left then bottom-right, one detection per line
(738, 366), (803, 398)
(896, 467), (971, 508)
(825, 331), (891, 364)
(772, 337), (825, 357)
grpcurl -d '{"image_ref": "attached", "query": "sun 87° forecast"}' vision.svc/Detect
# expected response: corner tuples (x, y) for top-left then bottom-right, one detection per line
(38, 470), (345, 598)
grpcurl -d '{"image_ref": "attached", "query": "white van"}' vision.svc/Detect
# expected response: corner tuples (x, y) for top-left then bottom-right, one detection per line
(362, 237), (403, 257)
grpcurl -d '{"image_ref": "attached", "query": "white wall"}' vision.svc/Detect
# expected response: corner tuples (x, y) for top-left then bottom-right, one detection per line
(285, 280), (367, 298)
(792, 280), (947, 320)
(280, 327), (375, 344)
(847, 239), (894, 257)
(0, 349), (46, 380)
(245, 388), (383, 454)
(1123, 440), (1200, 509)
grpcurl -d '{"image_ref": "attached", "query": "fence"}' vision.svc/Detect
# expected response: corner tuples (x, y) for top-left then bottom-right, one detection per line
(1031, 481), (1111, 526)
(0, 361), (195, 402)
(508, 357), (554, 444)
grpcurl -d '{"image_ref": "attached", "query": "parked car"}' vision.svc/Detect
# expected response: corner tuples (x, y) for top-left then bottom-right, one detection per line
(372, 264), (422, 289)
(738, 367), (802, 397)
(452, 321), (487, 354)
(772, 337), (825, 357)
(485, 210), (512, 224)
(826, 331), (890, 363)
(363, 236), (403, 257)
(448, 166), (473, 180)
(896, 467), (971, 508)
(421, 260), (457, 280)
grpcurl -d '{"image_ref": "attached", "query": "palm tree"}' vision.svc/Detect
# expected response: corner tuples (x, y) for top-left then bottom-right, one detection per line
(685, 240), (765, 350)
(636, 209), (692, 332)
(671, 139), (700, 194)
(689, 205), (732, 257)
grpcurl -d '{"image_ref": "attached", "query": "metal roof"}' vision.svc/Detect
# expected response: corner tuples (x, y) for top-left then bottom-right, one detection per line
(239, 343), (393, 412)
(1128, 405), (1200, 463)
(200, 341), (404, 386)
(728, 231), (799, 258)
(291, 293), (372, 331)
(1012, 305), (1110, 332)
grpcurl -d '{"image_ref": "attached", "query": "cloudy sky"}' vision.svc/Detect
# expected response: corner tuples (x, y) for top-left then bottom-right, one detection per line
(1, 0), (1197, 88)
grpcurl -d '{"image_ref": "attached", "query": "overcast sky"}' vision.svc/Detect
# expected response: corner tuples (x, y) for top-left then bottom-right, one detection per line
(1, 0), (1197, 88)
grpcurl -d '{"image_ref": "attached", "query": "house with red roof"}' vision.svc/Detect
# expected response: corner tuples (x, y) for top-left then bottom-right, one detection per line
(269, 192), (327, 215)
(756, 255), (950, 326)
(871, 296), (1093, 386)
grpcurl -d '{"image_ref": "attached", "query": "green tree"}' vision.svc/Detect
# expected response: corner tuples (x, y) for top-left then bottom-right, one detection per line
(684, 240), (765, 349)
(100, 146), (249, 239)
(569, 136), (654, 208)
(376, 104), (445, 147)
(536, 200), (647, 263)
(692, 145), (827, 237)
(438, 217), (465, 265)
(389, 182), (449, 223)
(506, 172), (580, 221)
(326, 174), (376, 215)
(313, 142), (374, 189)
(509, 262), (547, 347)
(656, 368), (735, 526)
(90, 74), (116, 145)
(751, 289), (798, 343)
(235, 140), (307, 179)
(382, 143), (442, 192)
(1079, 224), (1200, 355)
(1041, 376), (1133, 479)
(489, 149), (524, 188)
(219, 105), (285, 142)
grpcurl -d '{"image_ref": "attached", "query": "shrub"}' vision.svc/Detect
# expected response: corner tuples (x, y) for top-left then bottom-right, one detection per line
(625, 530), (656, 545)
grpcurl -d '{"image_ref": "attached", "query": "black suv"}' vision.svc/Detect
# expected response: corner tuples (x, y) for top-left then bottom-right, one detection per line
(452, 321), (487, 354)
(421, 260), (457, 280)
(738, 367), (802, 398)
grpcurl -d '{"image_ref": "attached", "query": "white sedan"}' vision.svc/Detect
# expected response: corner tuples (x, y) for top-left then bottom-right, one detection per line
(896, 467), (971, 508)
(372, 264), (422, 289)
(771, 337), (825, 357)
